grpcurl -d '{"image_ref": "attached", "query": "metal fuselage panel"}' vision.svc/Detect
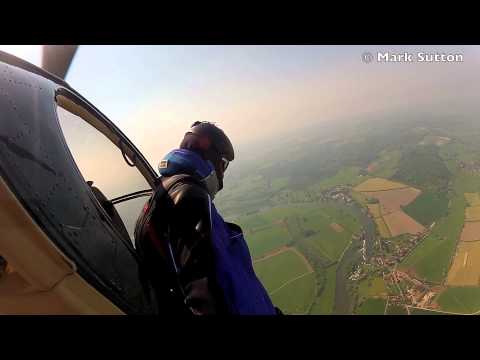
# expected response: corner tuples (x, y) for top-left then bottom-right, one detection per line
(0, 57), (157, 314)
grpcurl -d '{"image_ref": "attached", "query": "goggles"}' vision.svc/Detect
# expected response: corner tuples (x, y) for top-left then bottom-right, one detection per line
(221, 157), (230, 172)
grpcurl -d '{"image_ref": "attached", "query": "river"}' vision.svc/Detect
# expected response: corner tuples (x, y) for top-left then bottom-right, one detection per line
(332, 200), (377, 314)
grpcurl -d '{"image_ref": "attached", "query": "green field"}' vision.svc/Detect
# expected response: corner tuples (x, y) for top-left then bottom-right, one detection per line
(271, 177), (290, 191)
(259, 206), (305, 223)
(310, 265), (337, 314)
(317, 204), (362, 235)
(244, 203), (359, 263)
(303, 232), (349, 262)
(216, 174), (273, 218)
(236, 212), (271, 230)
(254, 248), (315, 315)
(403, 191), (449, 226)
(386, 304), (408, 315)
(237, 205), (300, 233)
(437, 287), (480, 314)
(246, 225), (291, 259)
(310, 166), (365, 192)
(254, 249), (311, 293)
(271, 272), (316, 314)
(358, 276), (388, 302)
(401, 178), (467, 283)
(439, 141), (479, 164)
(370, 150), (402, 179)
(216, 122), (480, 315)
(297, 207), (354, 261)
(455, 173), (480, 194)
(355, 298), (387, 315)
(409, 308), (444, 315)
(393, 145), (451, 191)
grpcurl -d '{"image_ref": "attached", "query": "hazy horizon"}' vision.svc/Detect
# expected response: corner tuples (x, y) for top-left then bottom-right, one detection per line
(2, 45), (480, 171)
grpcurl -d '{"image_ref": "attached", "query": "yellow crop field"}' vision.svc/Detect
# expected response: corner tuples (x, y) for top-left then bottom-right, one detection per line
(465, 193), (480, 207)
(465, 206), (480, 222)
(351, 191), (369, 207)
(374, 217), (391, 238)
(354, 177), (408, 192)
(367, 204), (382, 218)
(446, 242), (480, 286)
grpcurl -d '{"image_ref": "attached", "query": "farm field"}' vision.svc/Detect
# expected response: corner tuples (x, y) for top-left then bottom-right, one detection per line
(271, 177), (289, 191)
(270, 272), (316, 314)
(356, 178), (425, 237)
(358, 276), (388, 302)
(246, 225), (291, 259)
(354, 177), (407, 192)
(403, 191), (449, 226)
(363, 187), (421, 214)
(446, 241), (480, 286)
(383, 211), (425, 237)
(355, 298), (387, 315)
(309, 265), (337, 314)
(374, 217), (391, 238)
(351, 190), (369, 207)
(330, 223), (344, 232)
(310, 166), (365, 192)
(400, 232), (459, 284)
(215, 119), (480, 315)
(368, 150), (402, 179)
(386, 304), (408, 315)
(254, 247), (315, 314)
(400, 180), (467, 283)
(317, 203), (362, 234)
(367, 204), (382, 218)
(409, 307), (443, 315)
(302, 232), (349, 262)
(465, 192), (480, 207)
(465, 206), (480, 222)
(436, 287), (480, 314)
(254, 248), (313, 292)
(236, 213), (271, 231)
(460, 222), (480, 242)
(392, 145), (452, 191)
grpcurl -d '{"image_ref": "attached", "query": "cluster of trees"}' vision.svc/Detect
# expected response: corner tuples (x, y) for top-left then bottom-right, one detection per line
(393, 145), (451, 192)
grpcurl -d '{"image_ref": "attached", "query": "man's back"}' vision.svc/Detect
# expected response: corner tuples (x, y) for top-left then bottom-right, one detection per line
(135, 121), (277, 315)
(161, 175), (227, 314)
(135, 174), (228, 315)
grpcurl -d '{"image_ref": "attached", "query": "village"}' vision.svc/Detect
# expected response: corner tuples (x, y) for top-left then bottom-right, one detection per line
(386, 270), (438, 310)
(319, 182), (443, 311)
(320, 185), (354, 204)
(459, 160), (480, 173)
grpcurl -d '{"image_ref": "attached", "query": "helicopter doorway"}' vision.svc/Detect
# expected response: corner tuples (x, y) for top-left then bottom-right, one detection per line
(55, 94), (153, 244)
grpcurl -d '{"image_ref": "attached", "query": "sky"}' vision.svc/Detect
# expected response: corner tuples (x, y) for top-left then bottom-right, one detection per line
(2, 45), (480, 171)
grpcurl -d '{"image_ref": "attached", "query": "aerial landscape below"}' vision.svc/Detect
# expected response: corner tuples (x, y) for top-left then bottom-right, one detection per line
(215, 116), (480, 315)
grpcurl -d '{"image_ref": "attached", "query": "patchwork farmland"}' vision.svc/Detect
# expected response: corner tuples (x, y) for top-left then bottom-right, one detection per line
(354, 178), (426, 238)
(446, 192), (480, 287)
(214, 120), (480, 315)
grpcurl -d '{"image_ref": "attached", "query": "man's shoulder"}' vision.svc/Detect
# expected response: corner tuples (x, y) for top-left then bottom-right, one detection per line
(161, 174), (210, 206)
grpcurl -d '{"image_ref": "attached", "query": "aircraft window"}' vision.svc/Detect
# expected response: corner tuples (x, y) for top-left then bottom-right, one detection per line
(55, 103), (151, 240)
